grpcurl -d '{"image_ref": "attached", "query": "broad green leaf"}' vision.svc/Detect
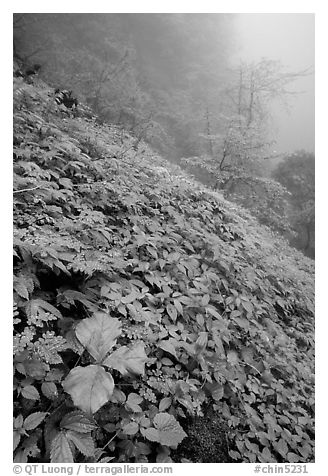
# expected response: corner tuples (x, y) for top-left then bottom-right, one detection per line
(75, 312), (121, 362)
(50, 431), (74, 463)
(121, 290), (140, 304)
(196, 314), (204, 326)
(14, 415), (24, 429)
(274, 438), (289, 457)
(45, 368), (64, 382)
(66, 430), (95, 457)
(143, 413), (187, 447)
(58, 177), (73, 189)
(229, 449), (242, 460)
(212, 330), (225, 356)
(122, 422), (139, 435)
(201, 294), (210, 306)
(20, 358), (47, 379)
(146, 246), (158, 259)
(158, 340), (177, 358)
(13, 431), (21, 451)
(21, 385), (40, 400)
(259, 446), (275, 463)
(62, 365), (114, 414)
(140, 427), (159, 442)
(140, 416), (151, 428)
(110, 388), (127, 404)
(287, 452), (300, 463)
(230, 310), (242, 318)
(60, 410), (97, 433)
(161, 357), (173, 366)
(176, 295), (192, 305)
(241, 300), (253, 313)
(41, 381), (58, 400)
(299, 443), (311, 459)
(159, 397), (172, 412)
(233, 317), (250, 330)
(173, 299), (183, 315)
(24, 412), (47, 431)
(194, 332), (208, 353)
(103, 343), (147, 376)
(135, 441), (151, 456)
(206, 306), (222, 319)
(14, 281), (29, 300)
(166, 303), (177, 322)
(125, 393), (143, 413)
(211, 382), (224, 401)
(227, 350), (239, 365)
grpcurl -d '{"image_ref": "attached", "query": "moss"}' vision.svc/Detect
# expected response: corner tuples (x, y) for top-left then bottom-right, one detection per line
(172, 407), (233, 463)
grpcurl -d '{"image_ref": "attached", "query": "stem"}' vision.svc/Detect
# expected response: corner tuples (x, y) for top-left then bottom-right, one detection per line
(219, 144), (228, 171)
(101, 431), (119, 451)
(73, 352), (84, 368)
(13, 185), (42, 194)
(241, 361), (262, 376)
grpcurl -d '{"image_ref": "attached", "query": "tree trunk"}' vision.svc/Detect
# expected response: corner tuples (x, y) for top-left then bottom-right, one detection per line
(247, 71), (255, 127)
(205, 107), (214, 158)
(237, 67), (243, 118)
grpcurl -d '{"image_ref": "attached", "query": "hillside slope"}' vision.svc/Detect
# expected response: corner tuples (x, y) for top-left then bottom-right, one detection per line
(13, 77), (314, 463)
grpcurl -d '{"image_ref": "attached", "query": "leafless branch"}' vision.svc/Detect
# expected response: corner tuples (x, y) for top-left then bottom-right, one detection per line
(13, 185), (42, 194)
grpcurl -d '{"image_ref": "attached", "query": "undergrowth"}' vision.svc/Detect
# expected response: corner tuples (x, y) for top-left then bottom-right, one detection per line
(13, 77), (314, 463)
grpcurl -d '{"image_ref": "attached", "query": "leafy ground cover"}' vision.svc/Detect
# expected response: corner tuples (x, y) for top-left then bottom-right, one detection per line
(13, 76), (314, 463)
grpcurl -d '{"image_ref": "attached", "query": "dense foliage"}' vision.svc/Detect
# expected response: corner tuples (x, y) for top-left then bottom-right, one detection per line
(13, 75), (314, 463)
(182, 154), (291, 235)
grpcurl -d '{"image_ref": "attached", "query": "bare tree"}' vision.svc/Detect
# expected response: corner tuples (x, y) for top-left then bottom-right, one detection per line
(211, 59), (311, 177)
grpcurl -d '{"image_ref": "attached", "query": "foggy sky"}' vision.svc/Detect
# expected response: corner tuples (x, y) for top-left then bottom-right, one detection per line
(233, 13), (314, 155)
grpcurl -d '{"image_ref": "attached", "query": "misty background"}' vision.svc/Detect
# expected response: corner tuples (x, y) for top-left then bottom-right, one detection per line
(13, 13), (315, 257)
(234, 13), (314, 154)
(13, 14), (315, 153)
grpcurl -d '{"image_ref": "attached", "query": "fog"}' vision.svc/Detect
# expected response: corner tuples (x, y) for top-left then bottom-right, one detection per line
(233, 13), (314, 154)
